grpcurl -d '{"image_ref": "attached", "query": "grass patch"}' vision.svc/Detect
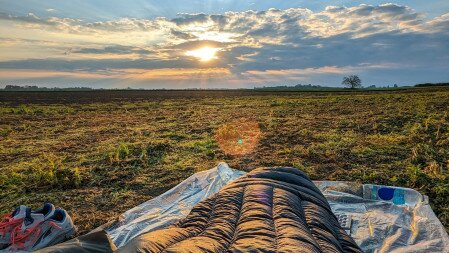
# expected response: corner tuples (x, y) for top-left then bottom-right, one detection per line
(1, 88), (449, 234)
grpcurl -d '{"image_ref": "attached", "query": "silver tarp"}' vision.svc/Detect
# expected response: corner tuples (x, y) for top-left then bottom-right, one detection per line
(107, 163), (449, 252)
(314, 181), (449, 252)
(106, 163), (245, 248)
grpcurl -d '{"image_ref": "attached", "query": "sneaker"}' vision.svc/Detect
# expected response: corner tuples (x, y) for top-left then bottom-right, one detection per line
(0, 203), (54, 250)
(8, 208), (76, 251)
(0, 206), (26, 250)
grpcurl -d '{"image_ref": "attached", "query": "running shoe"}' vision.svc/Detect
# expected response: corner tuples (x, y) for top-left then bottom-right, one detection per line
(0, 203), (54, 250)
(8, 208), (76, 251)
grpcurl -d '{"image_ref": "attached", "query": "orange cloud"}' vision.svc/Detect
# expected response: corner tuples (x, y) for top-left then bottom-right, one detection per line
(0, 69), (112, 79)
(0, 68), (231, 81)
(123, 68), (231, 80)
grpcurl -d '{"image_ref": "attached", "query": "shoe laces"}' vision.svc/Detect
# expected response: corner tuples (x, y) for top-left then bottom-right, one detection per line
(0, 214), (23, 237)
(10, 221), (62, 250)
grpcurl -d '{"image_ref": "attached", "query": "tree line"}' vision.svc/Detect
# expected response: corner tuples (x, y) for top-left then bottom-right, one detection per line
(2, 85), (93, 91)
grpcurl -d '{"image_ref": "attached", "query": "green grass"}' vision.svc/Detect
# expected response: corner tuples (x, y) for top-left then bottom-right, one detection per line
(1, 88), (448, 234)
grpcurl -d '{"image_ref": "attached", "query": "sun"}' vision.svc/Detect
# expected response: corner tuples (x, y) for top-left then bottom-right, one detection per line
(186, 47), (220, 62)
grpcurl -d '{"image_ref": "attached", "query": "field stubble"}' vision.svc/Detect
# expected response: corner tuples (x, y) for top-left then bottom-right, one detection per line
(0, 88), (448, 234)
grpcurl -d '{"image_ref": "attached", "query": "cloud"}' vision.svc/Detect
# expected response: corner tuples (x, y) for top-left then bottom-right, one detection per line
(242, 63), (401, 79)
(0, 58), (205, 71)
(0, 12), (55, 25)
(170, 29), (197, 40)
(0, 67), (230, 80)
(0, 4), (434, 39)
(299, 4), (426, 38)
(72, 45), (154, 55)
(171, 13), (210, 26)
(424, 13), (449, 33)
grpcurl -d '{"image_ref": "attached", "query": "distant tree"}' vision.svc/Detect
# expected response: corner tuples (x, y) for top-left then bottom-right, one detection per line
(342, 75), (362, 89)
(4, 85), (20, 90)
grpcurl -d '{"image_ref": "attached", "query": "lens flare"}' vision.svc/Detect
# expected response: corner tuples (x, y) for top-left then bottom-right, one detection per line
(215, 119), (262, 156)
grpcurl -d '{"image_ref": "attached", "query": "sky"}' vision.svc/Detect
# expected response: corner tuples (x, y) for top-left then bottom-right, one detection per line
(0, 1), (448, 88)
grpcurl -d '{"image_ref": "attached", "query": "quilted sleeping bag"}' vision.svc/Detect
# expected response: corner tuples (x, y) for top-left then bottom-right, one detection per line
(117, 167), (363, 253)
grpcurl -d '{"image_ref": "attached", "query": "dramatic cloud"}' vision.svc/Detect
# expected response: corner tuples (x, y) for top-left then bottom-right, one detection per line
(0, 3), (448, 88)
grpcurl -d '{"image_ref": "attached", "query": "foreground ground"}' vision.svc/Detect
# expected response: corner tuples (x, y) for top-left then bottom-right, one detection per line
(1, 88), (448, 234)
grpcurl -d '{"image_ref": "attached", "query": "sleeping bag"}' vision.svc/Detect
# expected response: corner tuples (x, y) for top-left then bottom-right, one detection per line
(117, 167), (362, 253)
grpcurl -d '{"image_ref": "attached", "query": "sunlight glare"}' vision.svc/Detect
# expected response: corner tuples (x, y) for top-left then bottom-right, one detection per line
(186, 47), (220, 62)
